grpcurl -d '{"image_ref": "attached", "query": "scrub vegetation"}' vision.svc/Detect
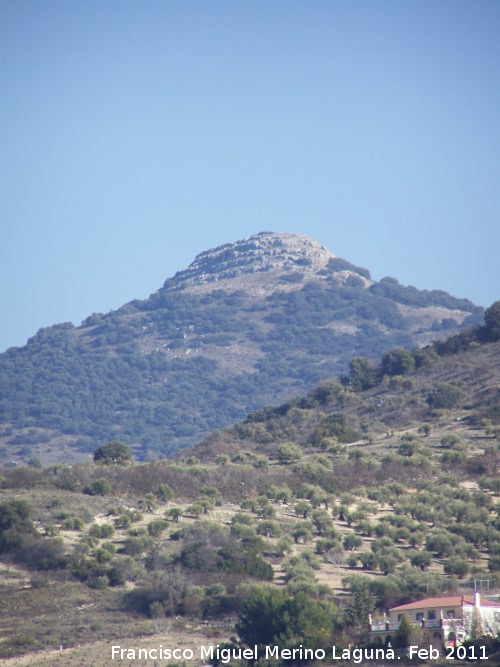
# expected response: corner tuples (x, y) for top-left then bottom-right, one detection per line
(1, 305), (500, 665)
(0, 256), (482, 461)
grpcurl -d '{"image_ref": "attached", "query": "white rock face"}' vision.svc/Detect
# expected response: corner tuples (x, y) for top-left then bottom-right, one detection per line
(165, 231), (336, 291)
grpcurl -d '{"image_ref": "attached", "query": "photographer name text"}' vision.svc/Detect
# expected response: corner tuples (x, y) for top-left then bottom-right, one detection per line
(111, 643), (478, 663)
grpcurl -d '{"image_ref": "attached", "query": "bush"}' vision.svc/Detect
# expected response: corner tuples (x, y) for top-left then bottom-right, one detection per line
(88, 523), (115, 539)
(148, 601), (165, 618)
(95, 575), (109, 589)
(61, 516), (85, 531)
(186, 504), (203, 518)
(410, 551), (432, 571)
(231, 513), (254, 526)
(147, 519), (169, 537)
(440, 434), (462, 448)
(0, 499), (32, 531)
(13, 535), (66, 570)
(277, 443), (303, 464)
(444, 557), (469, 578)
(312, 414), (360, 445)
(427, 384), (462, 410)
(256, 521), (281, 538)
(484, 301), (500, 341)
(441, 449), (467, 464)
(343, 534), (362, 551)
(154, 484), (174, 502)
(126, 571), (187, 616)
(0, 499), (37, 554)
(93, 441), (132, 465)
(381, 348), (415, 377)
(236, 587), (337, 651)
(253, 456), (269, 470)
(30, 574), (51, 588)
(344, 357), (377, 392)
(123, 536), (148, 556)
(83, 479), (112, 496)
(360, 552), (378, 570)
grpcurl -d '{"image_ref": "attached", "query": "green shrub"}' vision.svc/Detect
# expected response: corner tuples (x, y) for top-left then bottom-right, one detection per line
(381, 348), (415, 376)
(88, 523), (115, 539)
(83, 478), (112, 496)
(427, 384), (462, 410)
(149, 601), (165, 618)
(95, 575), (109, 589)
(277, 443), (303, 464)
(154, 484), (174, 502)
(231, 513), (254, 526)
(123, 536), (148, 556)
(147, 519), (169, 536)
(93, 441), (132, 465)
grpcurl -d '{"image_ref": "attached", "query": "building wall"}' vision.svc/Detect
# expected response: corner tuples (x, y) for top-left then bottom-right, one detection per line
(388, 603), (463, 624)
(372, 600), (500, 648)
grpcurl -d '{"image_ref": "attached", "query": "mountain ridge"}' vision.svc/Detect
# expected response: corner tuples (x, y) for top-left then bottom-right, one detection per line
(0, 232), (484, 463)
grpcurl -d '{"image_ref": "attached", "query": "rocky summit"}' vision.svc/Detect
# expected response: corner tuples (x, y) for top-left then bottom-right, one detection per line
(0, 232), (483, 463)
(165, 232), (336, 293)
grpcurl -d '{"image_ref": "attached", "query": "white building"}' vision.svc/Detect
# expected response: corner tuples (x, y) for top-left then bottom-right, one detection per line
(369, 593), (500, 647)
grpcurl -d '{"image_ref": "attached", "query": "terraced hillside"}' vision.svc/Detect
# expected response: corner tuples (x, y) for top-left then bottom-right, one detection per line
(1, 323), (499, 665)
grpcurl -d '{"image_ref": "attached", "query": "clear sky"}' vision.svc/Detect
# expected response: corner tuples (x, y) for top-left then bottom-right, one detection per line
(1, 1), (499, 352)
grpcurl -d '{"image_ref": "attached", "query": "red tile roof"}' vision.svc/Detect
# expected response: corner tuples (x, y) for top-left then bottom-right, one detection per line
(390, 596), (500, 612)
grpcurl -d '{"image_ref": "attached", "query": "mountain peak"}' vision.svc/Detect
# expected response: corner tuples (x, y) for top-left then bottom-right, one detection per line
(0, 230), (484, 464)
(163, 231), (336, 293)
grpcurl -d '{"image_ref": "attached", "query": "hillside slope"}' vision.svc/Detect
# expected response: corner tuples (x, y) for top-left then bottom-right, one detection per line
(191, 325), (500, 464)
(0, 326), (499, 664)
(0, 232), (482, 462)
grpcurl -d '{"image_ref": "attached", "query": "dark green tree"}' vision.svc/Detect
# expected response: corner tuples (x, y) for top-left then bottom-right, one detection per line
(343, 534), (362, 551)
(311, 509), (334, 535)
(343, 583), (375, 640)
(381, 348), (415, 376)
(410, 551), (432, 571)
(277, 442), (303, 464)
(83, 478), (112, 496)
(256, 520), (281, 538)
(484, 300), (500, 341)
(427, 383), (462, 410)
(295, 500), (313, 519)
(398, 441), (419, 457)
(444, 557), (469, 579)
(154, 484), (174, 502)
(167, 507), (182, 522)
(236, 586), (287, 648)
(236, 586), (337, 652)
(394, 615), (414, 648)
(345, 357), (377, 392)
(291, 523), (313, 544)
(0, 499), (36, 554)
(93, 441), (132, 465)
(0, 499), (32, 531)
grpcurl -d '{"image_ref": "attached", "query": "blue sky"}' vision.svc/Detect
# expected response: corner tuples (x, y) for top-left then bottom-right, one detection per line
(1, 1), (499, 352)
